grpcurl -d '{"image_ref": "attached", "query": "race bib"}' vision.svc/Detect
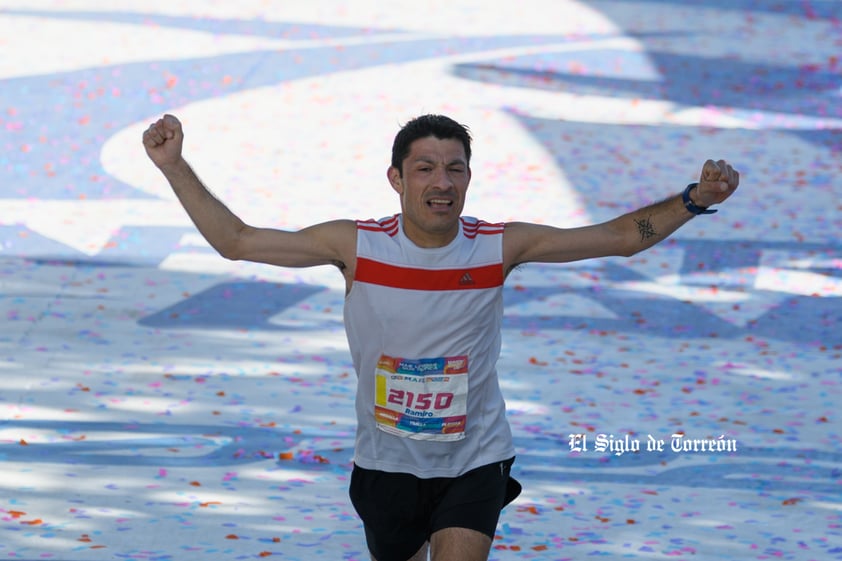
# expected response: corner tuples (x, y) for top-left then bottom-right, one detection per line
(374, 354), (468, 441)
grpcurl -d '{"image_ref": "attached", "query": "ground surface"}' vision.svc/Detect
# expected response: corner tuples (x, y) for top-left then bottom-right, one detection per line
(1, 1), (840, 560)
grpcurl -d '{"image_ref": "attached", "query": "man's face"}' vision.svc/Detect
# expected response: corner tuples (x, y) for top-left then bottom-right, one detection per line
(388, 136), (471, 248)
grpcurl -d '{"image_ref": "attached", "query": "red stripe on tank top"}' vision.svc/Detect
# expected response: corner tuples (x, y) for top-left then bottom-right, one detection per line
(357, 217), (399, 236)
(355, 258), (503, 291)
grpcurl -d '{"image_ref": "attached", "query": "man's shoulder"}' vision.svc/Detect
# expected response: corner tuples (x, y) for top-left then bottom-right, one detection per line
(355, 214), (400, 237)
(460, 216), (506, 238)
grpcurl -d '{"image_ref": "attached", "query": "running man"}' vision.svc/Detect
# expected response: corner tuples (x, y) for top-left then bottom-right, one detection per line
(143, 113), (739, 561)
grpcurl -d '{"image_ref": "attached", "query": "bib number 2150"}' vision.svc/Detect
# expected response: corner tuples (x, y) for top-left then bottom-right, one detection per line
(374, 354), (469, 441)
(388, 390), (453, 411)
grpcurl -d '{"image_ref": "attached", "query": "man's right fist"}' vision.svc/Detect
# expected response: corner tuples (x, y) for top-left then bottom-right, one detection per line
(142, 114), (184, 169)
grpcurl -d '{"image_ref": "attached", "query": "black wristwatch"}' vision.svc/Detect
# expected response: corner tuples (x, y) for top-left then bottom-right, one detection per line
(682, 183), (717, 215)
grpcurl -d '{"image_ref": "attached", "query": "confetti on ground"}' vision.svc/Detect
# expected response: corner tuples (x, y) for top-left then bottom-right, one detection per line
(0, 1), (840, 560)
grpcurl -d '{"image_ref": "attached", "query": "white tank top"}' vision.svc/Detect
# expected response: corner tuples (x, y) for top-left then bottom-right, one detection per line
(344, 214), (515, 478)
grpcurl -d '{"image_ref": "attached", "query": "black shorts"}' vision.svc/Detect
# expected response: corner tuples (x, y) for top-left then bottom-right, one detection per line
(349, 458), (521, 561)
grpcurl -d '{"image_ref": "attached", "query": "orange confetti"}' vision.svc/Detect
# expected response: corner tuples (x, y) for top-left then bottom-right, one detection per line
(18, 439), (28, 446)
(22, 519), (43, 525)
(531, 545), (548, 551)
(225, 534), (239, 540)
(278, 452), (294, 461)
(528, 356), (548, 366)
(782, 498), (803, 506)
(189, 481), (201, 486)
(258, 553), (272, 558)
(199, 501), (221, 507)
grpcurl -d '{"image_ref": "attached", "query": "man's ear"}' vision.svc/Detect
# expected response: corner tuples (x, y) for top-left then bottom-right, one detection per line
(387, 166), (403, 195)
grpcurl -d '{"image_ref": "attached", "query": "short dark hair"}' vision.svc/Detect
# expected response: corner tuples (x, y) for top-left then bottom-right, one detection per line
(391, 114), (472, 176)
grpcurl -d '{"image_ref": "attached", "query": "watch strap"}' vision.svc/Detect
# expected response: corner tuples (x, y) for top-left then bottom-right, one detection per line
(682, 183), (717, 215)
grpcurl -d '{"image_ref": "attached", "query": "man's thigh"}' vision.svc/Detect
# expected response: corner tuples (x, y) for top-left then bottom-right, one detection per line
(430, 527), (492, 561)
(348, 466), (429, 561)
(430, 457), (520, 538)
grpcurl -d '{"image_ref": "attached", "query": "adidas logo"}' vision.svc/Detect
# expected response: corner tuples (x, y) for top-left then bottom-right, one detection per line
(458, 272), (475, 286)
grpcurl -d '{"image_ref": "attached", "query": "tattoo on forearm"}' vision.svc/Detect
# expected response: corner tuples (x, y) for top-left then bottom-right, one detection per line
(634, 216), (658, 242)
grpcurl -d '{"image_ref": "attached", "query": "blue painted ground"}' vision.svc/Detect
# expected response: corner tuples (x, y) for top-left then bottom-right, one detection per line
(1, 2), (840, 560)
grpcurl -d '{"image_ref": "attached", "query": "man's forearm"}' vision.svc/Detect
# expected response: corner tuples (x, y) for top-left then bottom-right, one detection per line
(619, 192), (696, 256)
(159, 158), (245, 258)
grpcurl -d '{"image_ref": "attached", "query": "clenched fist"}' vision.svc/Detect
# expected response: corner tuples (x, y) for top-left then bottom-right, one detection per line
(143, 114), (184, 170)
(695, 159), (740, 207)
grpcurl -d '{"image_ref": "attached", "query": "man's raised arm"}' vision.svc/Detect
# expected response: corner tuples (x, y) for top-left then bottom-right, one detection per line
(142, 114), (356, 274)
(503, 159), (740, 272)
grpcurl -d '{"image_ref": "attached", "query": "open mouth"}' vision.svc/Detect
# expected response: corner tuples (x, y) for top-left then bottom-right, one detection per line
(427, 198), (453, 209)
